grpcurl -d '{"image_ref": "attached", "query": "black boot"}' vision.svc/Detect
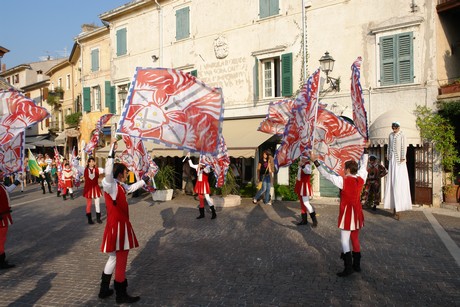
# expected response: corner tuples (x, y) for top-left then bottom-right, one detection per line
(114, 279), (140, 304)
(96, 212), (103, 224)
(70, 193), (74, 200)
(98, 272), (114, 299)
(196, 208), (205, 219)
(48, 185), (52, 193)
(337, 252), (354, 277)
(63, 194), (67, 201)
(0, 253), (15, 270)
(42, 185), (46, 194)
(310, 212), (318, 227)
(210, 206), (217, 219)
(86, 213), (95, 225)
(352, 252), (361, 272)
(57, 190), (60, 197)
(296, 213), (308, 225)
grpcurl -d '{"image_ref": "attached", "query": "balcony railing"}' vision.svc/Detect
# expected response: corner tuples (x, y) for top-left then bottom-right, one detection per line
(49, 121), (62, 132)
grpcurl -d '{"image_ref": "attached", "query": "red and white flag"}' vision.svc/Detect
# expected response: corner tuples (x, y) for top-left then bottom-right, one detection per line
(0, 90), (50, 145)
(350, 57), (368, 140)
(84, 113), (114, 154)
(117, 68), (224, 154)
(258, 99), (295, 135)
(200, 135), (230, 188)
(0, 129), (25, 175)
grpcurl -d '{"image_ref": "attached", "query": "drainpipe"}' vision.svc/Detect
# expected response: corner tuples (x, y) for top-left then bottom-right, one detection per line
(75, 37), (83, 162)
(302, 0), (307, 81)
(154, 0), (163, 67)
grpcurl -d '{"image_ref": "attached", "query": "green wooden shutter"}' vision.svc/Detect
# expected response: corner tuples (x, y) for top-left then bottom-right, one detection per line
(397, 32), (413, 84)
(190, 70), (197, 77)
(380, 36), (396, 86)
(260, 0), (269, 18)
(91, 49), (99, 72)
(281, 53), (293, 97)
(110, 86), (116, 114)
(254, 57), (259, 100)
(104, 81), (114, 113)
(269, 0), (279, 16)
(116, 28), (127, 56)
(83, 87), (91, 112)
(176, 7), (190, 40)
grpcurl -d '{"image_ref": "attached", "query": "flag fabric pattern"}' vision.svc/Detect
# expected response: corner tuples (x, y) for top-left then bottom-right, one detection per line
(312, 107), (366, 177)
(28, 148), (41, 177)
(71, 147), (82, 187)
(117, 68), (224, 154)
(54, 146), (64, 193)
(83, 113), (114, 155)
(0, 130), (25, 175)
(200, 135), (230, 187)
(258, 99), (295, 135)
(0, 90), (50, 145)
(350, 57), (368, 140)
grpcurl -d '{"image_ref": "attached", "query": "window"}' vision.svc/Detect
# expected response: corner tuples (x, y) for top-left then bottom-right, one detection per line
(379, 32), (414, 86)
(66, 74), (70, 90)
(91, 48), (100, 72)
(116, 28), (127, 56)
(13, 74), (19, 84)
(176, 7), (190, 40)
(92, 86), (101, 111)
(260, 0), (279, 19)
(256, 52), (292, 99)
(58, 78), (62, 88)
(105, 81), (116, 114)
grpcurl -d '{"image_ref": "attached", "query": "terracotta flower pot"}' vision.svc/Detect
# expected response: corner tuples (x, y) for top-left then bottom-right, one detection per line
(443, 184), (459, 203)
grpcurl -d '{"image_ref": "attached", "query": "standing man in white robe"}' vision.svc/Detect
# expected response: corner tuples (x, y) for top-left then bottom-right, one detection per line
(384, 121), (412, 220)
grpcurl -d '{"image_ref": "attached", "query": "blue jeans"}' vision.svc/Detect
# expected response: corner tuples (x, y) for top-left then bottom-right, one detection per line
(254, 175), (271, 204)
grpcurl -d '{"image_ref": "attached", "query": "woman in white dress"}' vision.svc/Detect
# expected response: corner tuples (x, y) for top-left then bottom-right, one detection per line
(383, 122), (412, 220)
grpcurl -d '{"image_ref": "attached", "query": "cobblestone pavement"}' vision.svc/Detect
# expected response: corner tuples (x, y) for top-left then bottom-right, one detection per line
(1, 184), (459, 306)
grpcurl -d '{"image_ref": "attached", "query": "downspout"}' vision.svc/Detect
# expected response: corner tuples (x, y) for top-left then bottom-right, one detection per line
(155, 0), (163, 67)
(302, 0), (307, 81)
(75, 37), (83, 162)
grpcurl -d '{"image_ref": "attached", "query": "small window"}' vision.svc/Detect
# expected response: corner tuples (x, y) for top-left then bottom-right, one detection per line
(116, 28), (127, 56)
(176, 7), (190, 40)
(259, 0), (279, 19)
(13, 74), (19, 84)
(58, 78), (62, 88)
(92, 86), (101, 111)
(66, 74), (71, 90)
(91, 48), (100, 72)
(379, 32), (414, 86)
(256, 52), (292, 99)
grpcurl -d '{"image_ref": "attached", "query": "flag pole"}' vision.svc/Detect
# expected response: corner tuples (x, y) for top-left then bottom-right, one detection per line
(310, 69), (322, 153)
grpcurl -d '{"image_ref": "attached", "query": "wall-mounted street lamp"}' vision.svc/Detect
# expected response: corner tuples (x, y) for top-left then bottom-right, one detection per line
(118, 86), (128, 102)
(319, 51), (340, 91)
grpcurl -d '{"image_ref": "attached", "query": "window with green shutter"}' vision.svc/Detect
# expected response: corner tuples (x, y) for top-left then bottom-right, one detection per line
(91, 49), (99, 72)
(116, 28), (127, 56)
(176, 7), (190, 40)
(105, 81), (116, 114)
(259, 0), (279, 19)
(83, 87), (91, 112)
(379, 32), (413, 86)
(190, 70), (197, 77)
(281, 53), (293, 97)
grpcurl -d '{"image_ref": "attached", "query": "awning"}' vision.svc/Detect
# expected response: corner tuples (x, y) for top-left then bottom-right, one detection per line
(33, 139), (59, 147)
(66, 128), (80, 138)
(97, 140), (184, 157)
(369, 109), (422, 146)
(25, 135), (47, 144)
(54, 132), (67, 145)
(222, 118), (271, 158)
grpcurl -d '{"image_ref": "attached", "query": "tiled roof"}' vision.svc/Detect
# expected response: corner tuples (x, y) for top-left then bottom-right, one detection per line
(0, 76), (15, 90)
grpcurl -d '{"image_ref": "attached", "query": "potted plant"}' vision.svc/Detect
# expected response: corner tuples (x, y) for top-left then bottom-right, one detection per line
(439, 79), (460, 95)
(65, 111), (82, 127)
(415, 105), (460, 203)
(151, 164), (177, 201)
(211, 167), (241, 207)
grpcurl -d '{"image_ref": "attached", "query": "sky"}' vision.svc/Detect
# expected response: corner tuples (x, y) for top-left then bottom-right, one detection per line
(1, 0), (131, 69)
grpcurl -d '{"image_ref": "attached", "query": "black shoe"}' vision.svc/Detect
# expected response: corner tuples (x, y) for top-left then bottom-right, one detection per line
(310, 212), (318, 228)
(196, 208), (205, 219)
(352, 252), (361, 272)
(210, 206), (217, 219)
(337, 252), (354, 277)
(96, 212), (102, 224)
(98, 272), (114, 299)
(114, 279), (140, 304)
(296, 213), (308, 226)
(0, 253), (15, 270)
(86, 213), (95, 225)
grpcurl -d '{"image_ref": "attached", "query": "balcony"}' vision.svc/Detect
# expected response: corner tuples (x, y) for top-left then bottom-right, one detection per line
(437, 0), (460, 13)
(49, 121), (63, 133)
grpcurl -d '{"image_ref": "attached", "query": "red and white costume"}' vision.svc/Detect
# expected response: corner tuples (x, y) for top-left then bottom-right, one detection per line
(83, 167), (103, 199)
(188, 159), (213, 208)
(101, 153), (146, 283)
(317, 154), (368, 253)
(295, 162), (314, 214)
(62, 167), (74, 195)
(0, 180), (19, 259)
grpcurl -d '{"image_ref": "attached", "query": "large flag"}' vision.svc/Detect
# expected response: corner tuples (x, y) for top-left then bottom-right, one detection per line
(274, 68), (321, 169)
(0, 130), (25, 175)
(312, 107), (366, 177)
(83, 113), (114, 154)
(0, 90), (50, 145)
(350, 57), (368, 140)
(28, 148), (41, 177)
(200, 135), (230, 187)
(117, 68), (224, 154)
(258, 99), (295, 135)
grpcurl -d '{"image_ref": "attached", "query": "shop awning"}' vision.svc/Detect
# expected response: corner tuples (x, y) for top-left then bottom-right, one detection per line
(369, 109), (422, 146)
(34, 139), (60, 147)
(66, 128), (80, 138)
(97, 140), (184, 157)
(222, 118), (271, 158)
(54, 132), (67, 144)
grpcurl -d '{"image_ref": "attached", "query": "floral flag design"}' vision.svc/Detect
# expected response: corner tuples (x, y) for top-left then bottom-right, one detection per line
(0, 90), (50, 145)
(117, 68), (224, 154)
(83, 113), (114, 155)
(0, 130), (25, 175)
(200, 135), (230, 187)
(258, 99), (295, 135)
(350, 57), (368, 140)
